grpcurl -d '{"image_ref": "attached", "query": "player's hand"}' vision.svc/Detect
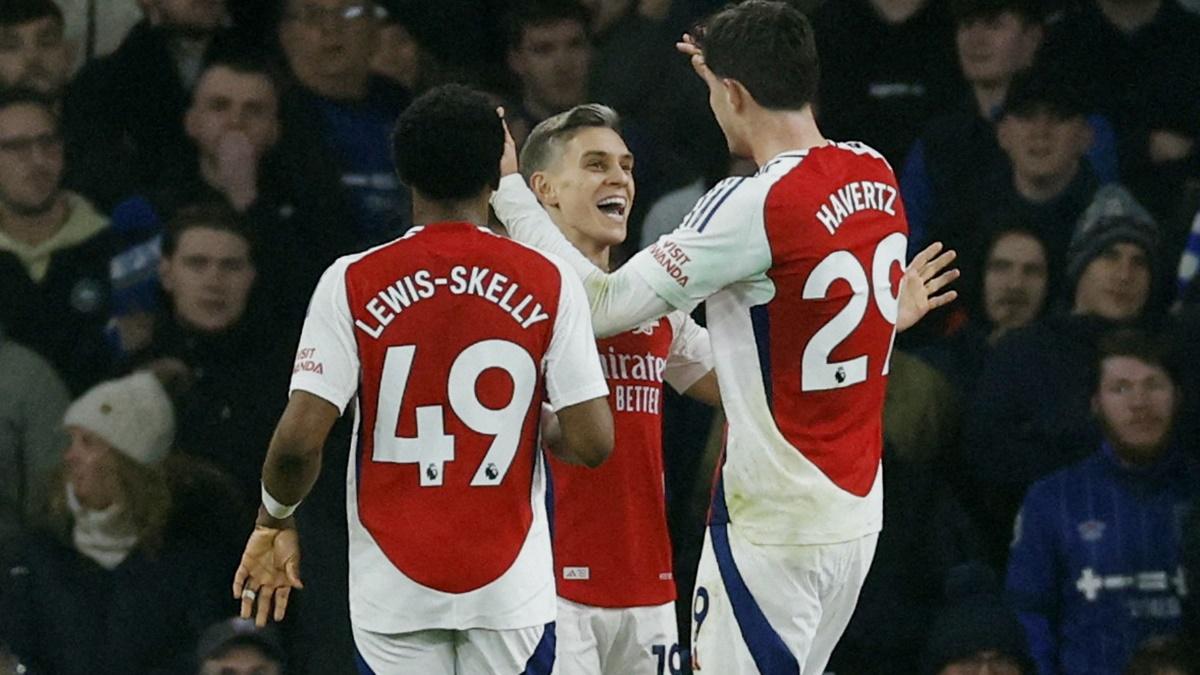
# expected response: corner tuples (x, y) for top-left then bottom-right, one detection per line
(676, 33), (716, 84)
(896, 242), (959, 333)
(497, 107), (519, 177)
(232, 519), (303, 627)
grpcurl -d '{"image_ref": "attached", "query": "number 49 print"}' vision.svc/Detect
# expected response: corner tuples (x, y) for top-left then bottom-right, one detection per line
(372, 340), (537, 487)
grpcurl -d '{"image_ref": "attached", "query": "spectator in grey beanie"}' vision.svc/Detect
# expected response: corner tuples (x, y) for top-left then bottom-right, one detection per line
(0, 370), (231, 675)
(1065, 184), (1162, 320)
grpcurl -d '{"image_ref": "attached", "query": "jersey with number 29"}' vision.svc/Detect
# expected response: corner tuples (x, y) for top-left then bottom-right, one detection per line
(289, 223), (607, 634)
(627, 142), (908, 546)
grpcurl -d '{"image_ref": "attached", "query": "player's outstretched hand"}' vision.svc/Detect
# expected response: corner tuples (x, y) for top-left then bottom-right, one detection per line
(676, 33), (715, 84)
(232, 521), (303, 627)
(897, 242), (959, 333)
(497, 107), (519, 177)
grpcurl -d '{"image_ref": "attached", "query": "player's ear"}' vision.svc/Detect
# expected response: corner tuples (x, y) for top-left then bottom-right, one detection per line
(529, 172), (558, 207)
(724, 78), (747, 112)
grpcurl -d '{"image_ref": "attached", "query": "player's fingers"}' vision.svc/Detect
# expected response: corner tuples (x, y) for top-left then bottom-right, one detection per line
(927, 290), (959, 311)
(274, 586), (291, 622)
(909, 241), (944, 270)
(232, 564), (248, 599)
(925, 268), (961, 295)
(255, 585), (274, 627)
(239, 585), (255, 620)
(496, 105), (505, 119)
(920, 250), (957, 282)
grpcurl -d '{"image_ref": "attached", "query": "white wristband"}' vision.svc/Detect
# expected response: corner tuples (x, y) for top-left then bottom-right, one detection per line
(261, 482), (299, 519)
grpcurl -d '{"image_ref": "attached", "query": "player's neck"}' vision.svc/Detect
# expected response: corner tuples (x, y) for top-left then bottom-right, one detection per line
(411, 192), (490, 229)
(549, 209), (611, 269)
(746, 107), (827, 166)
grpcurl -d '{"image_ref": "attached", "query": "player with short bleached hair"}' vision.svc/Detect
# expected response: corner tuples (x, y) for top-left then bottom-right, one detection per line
(518, 102), (719, 675)
(231, 83), (614, 675)
(491, 2), (959, 673)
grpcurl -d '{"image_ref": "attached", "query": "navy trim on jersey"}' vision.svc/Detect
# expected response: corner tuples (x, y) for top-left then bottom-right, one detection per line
(543, 449), (556, 542)
(709, 472), (800, 673)
(756, 151), (809, 176)
(521, 622), (557, 674)
(749, 305), (773, 413)
(354, 647), (377, 675)
(695, 178), (747, 233)
(682, 181), (726, 230)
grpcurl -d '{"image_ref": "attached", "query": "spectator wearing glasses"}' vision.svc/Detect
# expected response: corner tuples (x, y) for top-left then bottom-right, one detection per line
(0, 89), (114, 395)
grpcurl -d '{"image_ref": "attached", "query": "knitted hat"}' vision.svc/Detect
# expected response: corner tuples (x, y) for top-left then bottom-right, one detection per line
(922, 563), (1032, 675)
(63, 371), (175, 465)
(1066, 184), (1160, 288)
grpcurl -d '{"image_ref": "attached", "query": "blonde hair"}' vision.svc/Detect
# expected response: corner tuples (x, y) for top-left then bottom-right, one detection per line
(46, 449), (172, 555)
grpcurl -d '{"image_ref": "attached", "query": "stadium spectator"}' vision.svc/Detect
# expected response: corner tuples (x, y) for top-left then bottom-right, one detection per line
(0, 371), (230, 675)
(901, 0), (1120, 252)
(0, 89), (114, 394)
(53, 0), (142, 72)
(125, 203), (291, 514)
(812, 0), (966, 167)
(1007, 329), (1197, 675)
(965, 184), (1163, 569)
(0, 324), (70, 542)
(195, 617), (285, 675)
(921, 563), (1033, 675)
(0, 0), (73, 100)
(61, 0), (230, 211)
(503, 0), (592, 145)
(275, 0), (412, 246)
(107, 49), (356, 349)
(1039, 0), (1200, 221)
(928, 69), (1099, 272)
(923, 219), (1052, 397)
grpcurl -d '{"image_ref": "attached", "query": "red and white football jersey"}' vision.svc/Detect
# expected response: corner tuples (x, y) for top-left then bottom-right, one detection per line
(550, 312), (711, 608)
(289, 223), (607, 633)
(627, 142), (908, 545)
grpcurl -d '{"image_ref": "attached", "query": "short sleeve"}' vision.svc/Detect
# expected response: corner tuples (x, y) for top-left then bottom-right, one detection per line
(289, 258), (361, 412)
(625, 176), (773, 312)
(663, 312), (713, 393)
(543, 257), (609, 410)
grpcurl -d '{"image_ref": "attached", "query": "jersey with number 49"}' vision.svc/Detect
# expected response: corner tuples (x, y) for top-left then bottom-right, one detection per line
(290, 223), (607, 634)
(626, 142), (908, 546)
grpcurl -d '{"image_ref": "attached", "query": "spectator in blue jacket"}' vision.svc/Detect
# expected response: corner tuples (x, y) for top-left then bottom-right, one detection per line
(1006, 328), (1198, 675)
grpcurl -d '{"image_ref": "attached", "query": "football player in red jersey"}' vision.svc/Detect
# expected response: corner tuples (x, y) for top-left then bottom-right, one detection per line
(490, 2), (960, 672)
(518, 103), (719, 675)
(232, 84), (613, 675)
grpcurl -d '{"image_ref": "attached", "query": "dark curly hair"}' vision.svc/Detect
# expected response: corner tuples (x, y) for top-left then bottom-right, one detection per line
(392, 84), (504, 201)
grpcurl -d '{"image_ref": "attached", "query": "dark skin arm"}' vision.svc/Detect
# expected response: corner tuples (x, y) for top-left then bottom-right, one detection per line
(232, 391), (339, 626)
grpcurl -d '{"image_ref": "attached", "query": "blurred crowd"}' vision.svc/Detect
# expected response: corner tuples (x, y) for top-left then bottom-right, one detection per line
(0, 0), (1198, 673)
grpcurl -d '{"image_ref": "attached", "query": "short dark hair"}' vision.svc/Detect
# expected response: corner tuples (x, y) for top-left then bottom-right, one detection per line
(519, 103), (621, 180)
(950, 0), (1043, 25)
(1003, 68), (1086, 120)
(199, 42), (284, 102)
(695, 0), (819, 110)
(0, 87), (58, 128)
(392, 84), (504, 201)
(1093, 328), (1178, 393)
(0, 0), (63, 27)
(504, 0), (590, 51)
(161, 202), (257, 262)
